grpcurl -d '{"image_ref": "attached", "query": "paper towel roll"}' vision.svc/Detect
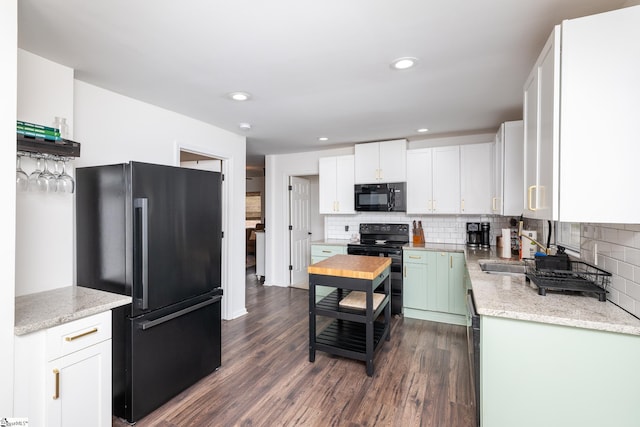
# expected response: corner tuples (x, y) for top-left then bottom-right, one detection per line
(500, 229), (511, 258)
(522, 230), (537, 259)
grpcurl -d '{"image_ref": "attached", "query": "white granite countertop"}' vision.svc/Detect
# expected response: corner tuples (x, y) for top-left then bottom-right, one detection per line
(15, 286), (131, 336)
(466, 247), (640, 336)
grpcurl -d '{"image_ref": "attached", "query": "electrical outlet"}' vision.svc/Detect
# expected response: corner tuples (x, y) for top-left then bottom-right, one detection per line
(345, 225), (349, 232)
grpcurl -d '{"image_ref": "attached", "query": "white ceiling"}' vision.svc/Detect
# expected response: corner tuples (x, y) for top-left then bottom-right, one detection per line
(18, 0), (626, 174)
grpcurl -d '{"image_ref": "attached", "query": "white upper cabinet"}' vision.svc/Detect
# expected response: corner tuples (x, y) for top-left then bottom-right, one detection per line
(407, 146), (460, 214)
(319, 155), (355, 214)
(460, 143), (492, 214)
(493, 121), (524, 216)
(406, 149), (433, 214)
(432, 146), (461, 214)
(354, 139), (406, 184)
(524, 26), (559, 221)
(524, 6), (640, 223)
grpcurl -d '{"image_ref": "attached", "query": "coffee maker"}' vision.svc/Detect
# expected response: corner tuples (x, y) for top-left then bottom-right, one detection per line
(466, 222), (481, 248)
(480, 222), (491, 248)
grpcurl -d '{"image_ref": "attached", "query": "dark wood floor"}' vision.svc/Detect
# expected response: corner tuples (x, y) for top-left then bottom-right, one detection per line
(114, 268), (474, 426)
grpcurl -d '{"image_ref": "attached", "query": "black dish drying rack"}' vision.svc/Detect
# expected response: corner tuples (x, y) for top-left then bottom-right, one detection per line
(524, 257), (611, 302)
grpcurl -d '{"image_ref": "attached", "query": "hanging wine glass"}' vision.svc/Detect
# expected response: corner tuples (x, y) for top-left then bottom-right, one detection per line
(40, 158), (57, 193)
(57, 160), (75, 194)
(28, 158), (47, 192)
(16, 156), (29, 192)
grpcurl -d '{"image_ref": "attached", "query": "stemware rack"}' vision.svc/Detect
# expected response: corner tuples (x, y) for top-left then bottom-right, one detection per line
(17, 134), (81, 158)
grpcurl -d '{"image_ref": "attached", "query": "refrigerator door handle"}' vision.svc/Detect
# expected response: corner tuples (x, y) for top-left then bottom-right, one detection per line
(134, 198), (149, 310)
(138, 296), (222, 331)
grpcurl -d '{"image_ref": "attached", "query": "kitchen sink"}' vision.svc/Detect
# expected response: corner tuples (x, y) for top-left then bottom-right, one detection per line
(479, 261), (526, 275)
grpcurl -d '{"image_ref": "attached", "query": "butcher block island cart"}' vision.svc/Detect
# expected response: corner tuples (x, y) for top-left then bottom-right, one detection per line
(308, 254), (392, 376)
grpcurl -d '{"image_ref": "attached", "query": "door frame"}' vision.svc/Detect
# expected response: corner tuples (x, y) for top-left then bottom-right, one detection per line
(174, 143), (233, 320)
(288, 176), (311, 288)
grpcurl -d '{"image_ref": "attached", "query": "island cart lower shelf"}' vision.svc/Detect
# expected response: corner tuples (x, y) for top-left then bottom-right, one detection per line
(308, 254), (392, 376)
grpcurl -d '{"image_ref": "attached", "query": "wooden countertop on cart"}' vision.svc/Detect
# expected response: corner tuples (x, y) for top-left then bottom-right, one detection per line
(307, 254), (391, 280)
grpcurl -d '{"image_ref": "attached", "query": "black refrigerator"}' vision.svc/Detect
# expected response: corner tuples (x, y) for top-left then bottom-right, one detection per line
(76, 161), (223, 423)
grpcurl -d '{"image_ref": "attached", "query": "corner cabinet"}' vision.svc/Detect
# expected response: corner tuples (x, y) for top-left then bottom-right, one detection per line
(14, 311), (112, 427)
(354, 139), (406, 184)
(523, 6), (640, 222)
(402, 250), (466, 325)
(406, 146), (460, 214)
(318, 155), (355, 214)
(492, 121), (524, 216)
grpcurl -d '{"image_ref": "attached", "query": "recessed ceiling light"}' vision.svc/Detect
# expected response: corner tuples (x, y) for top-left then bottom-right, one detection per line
(390, 57), (419, 70)
(417, 128), (429, 133)
(238, 122), (251, 131)
(318, 137), (329, 141)
(228, 91), (251, 101)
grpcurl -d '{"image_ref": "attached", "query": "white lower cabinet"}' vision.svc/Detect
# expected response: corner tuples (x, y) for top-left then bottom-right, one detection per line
(402, 250), (466, 325)
(14, 311), (112, 427)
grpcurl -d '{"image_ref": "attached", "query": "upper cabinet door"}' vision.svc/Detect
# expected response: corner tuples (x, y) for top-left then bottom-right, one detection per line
(460, 143), (492, 214)
(502, 121), (524, 217)
(406, 149), (433, 214)
(378, 140), (407, 183)
(354, 142), (380, 184)
(354, 139), (406, 184)
(523, 27), (560, 221)
(432, 146), (460, 214)
(335, 155), (355, 213)
(558, 6), (640, 223)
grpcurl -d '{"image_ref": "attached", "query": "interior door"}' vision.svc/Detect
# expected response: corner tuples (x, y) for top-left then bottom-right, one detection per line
(289, 176), (311, 288)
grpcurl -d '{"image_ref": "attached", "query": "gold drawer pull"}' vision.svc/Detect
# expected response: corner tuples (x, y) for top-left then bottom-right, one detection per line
(321, 250), (332, 253)
(408, 255), (421, 259)
(53, 368), (60, 400)
(65, 327), (98, 342)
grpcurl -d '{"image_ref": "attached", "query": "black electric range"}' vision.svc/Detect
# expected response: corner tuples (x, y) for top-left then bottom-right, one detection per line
(347, 223), (410, 315)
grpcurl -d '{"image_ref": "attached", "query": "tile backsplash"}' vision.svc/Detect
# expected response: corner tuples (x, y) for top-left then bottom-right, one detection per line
(581, 223), (640, 318)
(324, 213), (544, 246)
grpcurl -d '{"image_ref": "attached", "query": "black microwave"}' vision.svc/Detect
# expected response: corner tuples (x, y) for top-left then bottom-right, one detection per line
(354, 182), (406, 212)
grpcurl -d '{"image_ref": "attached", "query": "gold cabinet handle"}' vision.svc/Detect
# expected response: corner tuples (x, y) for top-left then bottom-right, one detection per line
(461, 199), (465, 211)
(528, 185), (537, 211)
(65, 327), (98, 342)
(450, 255), (453, 269)
(53, 368), (60, 400)
(408, 255), (421, 259)
(321, 250), (332, 253)
(492, 197), (497, 211)
(403, 265), (406, 277)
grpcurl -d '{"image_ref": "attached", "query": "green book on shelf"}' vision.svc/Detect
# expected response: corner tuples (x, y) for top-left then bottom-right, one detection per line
(16, 120), (59, 134)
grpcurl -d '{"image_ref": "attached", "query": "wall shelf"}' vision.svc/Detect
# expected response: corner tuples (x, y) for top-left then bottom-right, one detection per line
(17, 134), (81, 158)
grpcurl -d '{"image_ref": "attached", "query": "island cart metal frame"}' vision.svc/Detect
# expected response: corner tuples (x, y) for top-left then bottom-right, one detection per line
(308, 258), (391, 376)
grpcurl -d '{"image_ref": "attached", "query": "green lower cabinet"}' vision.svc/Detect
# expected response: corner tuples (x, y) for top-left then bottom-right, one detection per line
(403, 251), (434, 310)
(482, 315), (640, 427)
(448, 252), (466, 315)
(310, 245), (347, 301)
(403, 250), (466, 325)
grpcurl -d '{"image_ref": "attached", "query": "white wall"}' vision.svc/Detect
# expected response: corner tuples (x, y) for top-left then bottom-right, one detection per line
(15, 50), (75, 296)
(14, 50), (247, 320)
(264, 147), (353, 287)
(1, 0), (17, 416)
(74, 80), (248, 320)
